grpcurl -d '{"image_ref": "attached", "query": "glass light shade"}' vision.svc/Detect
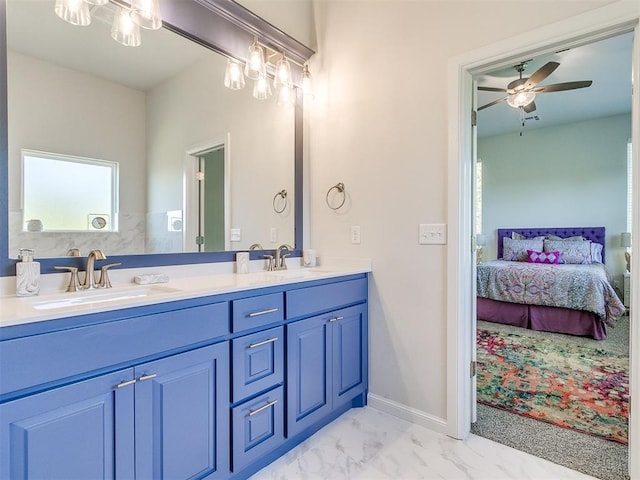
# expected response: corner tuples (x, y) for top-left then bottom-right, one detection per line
(276, 84), (295, 107)
(54, 0), (91, 26)
(301, 64), (314, 97)
(244, 42), (266, 80)
(506, 91), (535, 108)
(224, 59), (246, 90)
(621, 232), (632, 247)
(130, 0), (163, 30)
(273, 57), (291, 89)
(111, 8), (142, 47)
(253, 74), (272, 100)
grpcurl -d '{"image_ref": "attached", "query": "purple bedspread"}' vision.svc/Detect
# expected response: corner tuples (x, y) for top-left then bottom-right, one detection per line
(477, 261), (625, 324)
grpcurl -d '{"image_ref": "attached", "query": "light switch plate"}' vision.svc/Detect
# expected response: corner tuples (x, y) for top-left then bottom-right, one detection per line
(270, 227), (277, 243)
(230, 228), (241, 242)
(351, 226), (361, 244)
(419, 223), (447, 245)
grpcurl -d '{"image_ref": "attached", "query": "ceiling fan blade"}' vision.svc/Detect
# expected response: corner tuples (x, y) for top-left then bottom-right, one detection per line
(478, 96), (508, 111)
(533, 80), (593, 93)
(478, 86), (508, 93)
(524, 61), (560, 89)
(523, 101), (537, 113)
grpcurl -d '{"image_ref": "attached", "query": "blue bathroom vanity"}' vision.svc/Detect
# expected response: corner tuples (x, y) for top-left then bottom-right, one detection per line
(0, 271), (368, 479)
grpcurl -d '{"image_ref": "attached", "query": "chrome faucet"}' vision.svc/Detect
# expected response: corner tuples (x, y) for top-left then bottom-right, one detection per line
(81, 249), (106, 289)
(274, 244), (293, 271)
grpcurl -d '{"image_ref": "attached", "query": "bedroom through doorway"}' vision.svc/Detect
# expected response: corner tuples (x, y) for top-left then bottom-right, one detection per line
(470, 31), (633, 480)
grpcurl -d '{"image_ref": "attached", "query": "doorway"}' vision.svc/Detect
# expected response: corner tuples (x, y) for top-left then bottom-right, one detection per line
(446, 4), (639, 478)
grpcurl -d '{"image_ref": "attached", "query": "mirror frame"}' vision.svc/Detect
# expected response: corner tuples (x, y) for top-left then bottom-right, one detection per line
(0, 0), (314, 276)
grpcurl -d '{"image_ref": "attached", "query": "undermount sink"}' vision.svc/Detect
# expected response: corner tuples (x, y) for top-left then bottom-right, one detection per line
(28, 285), (182, 311)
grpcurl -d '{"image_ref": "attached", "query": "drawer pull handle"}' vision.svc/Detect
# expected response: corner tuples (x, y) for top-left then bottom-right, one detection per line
(247, 308), (279, 318)
(248, 337), (279, 349)
(328, 316), (344, 323)
(115, 379), (137, 389)
(247, 399), (278, 417)
(138, 373), (157, 382)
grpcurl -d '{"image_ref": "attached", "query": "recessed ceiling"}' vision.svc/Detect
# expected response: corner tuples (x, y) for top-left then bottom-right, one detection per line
(475, 32), (633, 138)
(7, 0), (210, 91)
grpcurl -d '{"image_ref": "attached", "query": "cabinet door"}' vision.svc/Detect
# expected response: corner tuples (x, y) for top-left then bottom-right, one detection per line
(0, 369), (133, 480)
(134, 343), (229, 480)
(332, 304), (368, 407)
(286, 314), (332, 438)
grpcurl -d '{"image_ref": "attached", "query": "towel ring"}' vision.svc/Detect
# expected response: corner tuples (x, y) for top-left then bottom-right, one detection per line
(273, 189), (287, 213)
(326, 182), (346, 210)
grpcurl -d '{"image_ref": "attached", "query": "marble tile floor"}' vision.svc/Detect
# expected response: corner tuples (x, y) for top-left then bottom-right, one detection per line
(250, 407), (595, 480)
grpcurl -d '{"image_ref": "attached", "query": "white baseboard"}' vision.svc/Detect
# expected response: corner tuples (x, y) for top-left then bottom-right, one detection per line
(367, 393), (449, 436)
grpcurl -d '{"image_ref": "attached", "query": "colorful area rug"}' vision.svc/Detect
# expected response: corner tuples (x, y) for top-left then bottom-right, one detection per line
(476, 328), (629, 444)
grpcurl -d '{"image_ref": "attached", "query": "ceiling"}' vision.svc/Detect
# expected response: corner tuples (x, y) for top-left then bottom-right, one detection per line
(475, 32), (633, 138)
(7, 0), (209, 91)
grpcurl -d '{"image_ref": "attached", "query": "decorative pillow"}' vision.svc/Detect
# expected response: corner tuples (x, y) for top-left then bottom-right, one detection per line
(527, 250), (561, 264)
(503, 237), (544, 261)
(543, 239), (592, 264)
(591, 242), (604, 263)
(546, 234), (585, 241)
(511, 232), (545, 241)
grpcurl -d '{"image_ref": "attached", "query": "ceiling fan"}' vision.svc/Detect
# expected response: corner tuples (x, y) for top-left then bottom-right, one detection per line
(477, 61), (593, 113)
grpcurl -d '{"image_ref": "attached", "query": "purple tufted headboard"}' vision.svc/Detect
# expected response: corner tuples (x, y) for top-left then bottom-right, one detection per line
(497, 227), (606, 263)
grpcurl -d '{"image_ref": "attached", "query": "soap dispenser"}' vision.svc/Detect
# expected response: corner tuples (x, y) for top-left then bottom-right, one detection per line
(16, 248), (40, 297)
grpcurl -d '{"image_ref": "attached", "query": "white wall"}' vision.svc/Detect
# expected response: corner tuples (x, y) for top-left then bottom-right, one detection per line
(306, 0), (615, 423)
(479, 113), (630, 282)
(145, 53), (295, 252)
(7, 51), (147, 258)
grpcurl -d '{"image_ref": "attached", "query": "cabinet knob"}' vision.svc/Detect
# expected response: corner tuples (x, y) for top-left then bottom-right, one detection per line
(248, 337), (279, 349)
(247, 308), (279, 318)
(115, 378), (137, 389)
(328, 316), (344, 323)
(138, 373), (157, 382)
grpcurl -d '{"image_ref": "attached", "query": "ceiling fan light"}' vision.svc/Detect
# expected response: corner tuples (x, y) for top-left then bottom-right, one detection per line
(507, 91), (536, 108)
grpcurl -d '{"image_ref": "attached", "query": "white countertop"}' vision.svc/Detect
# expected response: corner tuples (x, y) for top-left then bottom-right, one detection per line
(0, 259), (371, 329)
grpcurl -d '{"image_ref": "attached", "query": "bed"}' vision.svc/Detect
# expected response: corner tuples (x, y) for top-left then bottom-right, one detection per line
(476, 227), (625, 340)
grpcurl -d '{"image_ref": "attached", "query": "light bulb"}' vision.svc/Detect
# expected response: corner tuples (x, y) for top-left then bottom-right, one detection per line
(224, 59), (246, 90)
(253, 74), (272, 100)
(507, 91), (535, 108)
(111, 7), (141, 47)
(274, 57), (291, 89)
(54, 0), (91, 26)
(276, 84), (295, 107)
(244, 42), (266, 80)
(130, 0), (163, 30)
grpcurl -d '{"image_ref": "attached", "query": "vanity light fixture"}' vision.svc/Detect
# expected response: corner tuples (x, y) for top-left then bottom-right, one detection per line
(224, 59), (246, 90)
(111, 7), (141, 47)
(54, 0), (91, 26)
(223, 39), (314, 107)
(54, 0), (162, 46)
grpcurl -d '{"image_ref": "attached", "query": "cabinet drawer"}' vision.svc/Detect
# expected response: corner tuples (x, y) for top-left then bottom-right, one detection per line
(0, 302), (229, 397)
(286, 278), (367, 319)
(231, 386), (284, 473)
(232, 327), (284, 402)
(232, 293), (284, 333)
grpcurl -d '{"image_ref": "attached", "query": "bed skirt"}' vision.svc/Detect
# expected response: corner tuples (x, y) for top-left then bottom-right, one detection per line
(477, 297), (607, 340)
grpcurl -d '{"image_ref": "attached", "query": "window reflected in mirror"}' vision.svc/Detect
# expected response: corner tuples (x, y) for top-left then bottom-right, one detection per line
(22, 150), (118, 233)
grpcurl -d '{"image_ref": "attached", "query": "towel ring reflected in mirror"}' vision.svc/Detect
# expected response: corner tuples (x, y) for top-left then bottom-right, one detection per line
(326, 182), (346, 210)
(273, 189), (288, 214)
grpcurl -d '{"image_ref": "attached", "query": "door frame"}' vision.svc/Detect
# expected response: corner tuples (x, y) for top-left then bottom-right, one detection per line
(446, 2), (640, 477)
(183, 135), (231, 252)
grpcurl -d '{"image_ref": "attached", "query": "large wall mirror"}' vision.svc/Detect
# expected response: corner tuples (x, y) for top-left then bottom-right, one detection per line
(0, 0), (314, 276)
